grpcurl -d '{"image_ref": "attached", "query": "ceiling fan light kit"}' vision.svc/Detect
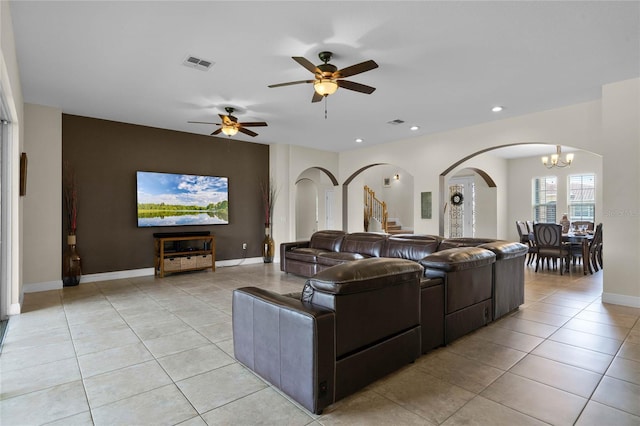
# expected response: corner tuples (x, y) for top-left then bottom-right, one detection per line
(314, 78), (338, 96)
(221, 125), (239, 137)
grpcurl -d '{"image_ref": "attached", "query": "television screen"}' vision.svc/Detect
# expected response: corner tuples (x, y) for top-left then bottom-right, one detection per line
(136, 171), (229, 227)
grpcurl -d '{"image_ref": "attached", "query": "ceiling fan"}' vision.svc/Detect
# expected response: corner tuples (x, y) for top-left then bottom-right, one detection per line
(188, 107), (267, 137)
(268, 51), (378, 102)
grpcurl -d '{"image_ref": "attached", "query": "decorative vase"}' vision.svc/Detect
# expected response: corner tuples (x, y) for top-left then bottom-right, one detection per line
(262, 225), (274, 263)
(63, 234), (82, 287)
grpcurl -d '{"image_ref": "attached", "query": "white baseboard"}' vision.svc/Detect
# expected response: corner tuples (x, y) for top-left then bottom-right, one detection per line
(601, 292), (640, 308)
(23, 280), (63, 293)
(22, 257), (275, 294)
(81, 268), (155, 283)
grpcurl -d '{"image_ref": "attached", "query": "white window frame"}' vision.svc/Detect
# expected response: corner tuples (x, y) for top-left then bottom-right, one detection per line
(568, 174), (596, 222)
(532, 176), (557, 223)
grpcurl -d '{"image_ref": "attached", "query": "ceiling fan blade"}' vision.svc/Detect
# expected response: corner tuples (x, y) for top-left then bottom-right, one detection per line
(188, 121), (217, 124)
(268, 80), (314, 88)
(337, 80), (376, 94)
(238, 122), (268, 127)
(211, 128), (222, 135)
(311, 91), (323, 103)
(238, 127), (258, 137)
(292, 56), (319, 74)
(335, 60), (378, 78)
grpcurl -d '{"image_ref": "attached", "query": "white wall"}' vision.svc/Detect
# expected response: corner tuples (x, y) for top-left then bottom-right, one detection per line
(601, 79), (640, 306)
(23, 104), (62, 290)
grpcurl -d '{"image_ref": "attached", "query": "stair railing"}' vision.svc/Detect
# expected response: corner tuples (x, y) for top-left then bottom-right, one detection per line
(364, 185), (388, 232)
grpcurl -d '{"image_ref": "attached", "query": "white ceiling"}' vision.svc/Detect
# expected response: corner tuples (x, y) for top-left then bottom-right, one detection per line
(10, 1), (640, 156)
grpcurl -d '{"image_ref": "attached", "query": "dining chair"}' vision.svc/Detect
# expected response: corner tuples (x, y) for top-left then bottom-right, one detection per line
(585, 223), (603, 274)
(516, 221), (537, 265)
(533, 223), (571, 275)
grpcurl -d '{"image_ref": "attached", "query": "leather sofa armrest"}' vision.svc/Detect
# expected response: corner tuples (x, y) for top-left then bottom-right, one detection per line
(280, 240), (310, 271)
(478, 241), (529, 260)
(419, 247), (496, 277)
(232, 287), (335, 414)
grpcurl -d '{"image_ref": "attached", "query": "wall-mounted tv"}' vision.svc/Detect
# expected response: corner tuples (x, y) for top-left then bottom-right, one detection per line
(136, 171), (229, 227)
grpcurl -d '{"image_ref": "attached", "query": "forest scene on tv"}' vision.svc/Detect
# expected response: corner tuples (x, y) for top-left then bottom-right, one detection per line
(136, 171), (229, 227)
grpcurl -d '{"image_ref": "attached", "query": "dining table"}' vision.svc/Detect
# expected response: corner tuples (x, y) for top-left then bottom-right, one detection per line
(562, 232), (594, 274)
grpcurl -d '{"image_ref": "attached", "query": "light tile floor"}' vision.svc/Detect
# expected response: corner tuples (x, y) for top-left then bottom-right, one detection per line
(1, 263), (639, 425)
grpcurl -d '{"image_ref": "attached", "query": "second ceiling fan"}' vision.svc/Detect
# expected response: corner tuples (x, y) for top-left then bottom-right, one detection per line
(188, 107), (267, 137)
(269, 51), (378, 102)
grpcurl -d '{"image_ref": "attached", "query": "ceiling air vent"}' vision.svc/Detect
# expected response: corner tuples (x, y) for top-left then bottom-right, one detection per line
(183, 55), (214, 71)
(387, 119), (405, 125)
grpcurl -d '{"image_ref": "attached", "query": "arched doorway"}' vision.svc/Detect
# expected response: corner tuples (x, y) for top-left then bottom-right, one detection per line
(446, 168), (497, 238)
(342, 163), (414, 233)
(294, 167), (339, 238)
(295, 178), (317, 240)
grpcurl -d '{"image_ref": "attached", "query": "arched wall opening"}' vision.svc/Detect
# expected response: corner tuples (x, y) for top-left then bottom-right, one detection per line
(445, 167), (497, 238)
(293, 167), (339, 238)
(342, 163), (414, 233)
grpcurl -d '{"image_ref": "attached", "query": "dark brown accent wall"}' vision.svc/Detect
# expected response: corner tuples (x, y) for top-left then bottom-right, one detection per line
(62, 114), (269, 275)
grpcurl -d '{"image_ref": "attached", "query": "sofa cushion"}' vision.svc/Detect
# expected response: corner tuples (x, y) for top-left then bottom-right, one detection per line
(478, 241), (529, 260)
(383, 235), (440, 261)
(286, 247), (330, 263)
(339, 232), (388, 257)
(307, 257), (423, 295)
(309, 230), (347, 251)
(316, 251), (368, 267)
(437, 237), (498, 251)
(419, 247), (495, 272)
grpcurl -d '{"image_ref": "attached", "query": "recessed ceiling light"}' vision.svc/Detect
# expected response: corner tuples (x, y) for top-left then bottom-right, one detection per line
(355, 138), (363, 143)
(491, 106), (504, 112)
(410, 126), (420, 131)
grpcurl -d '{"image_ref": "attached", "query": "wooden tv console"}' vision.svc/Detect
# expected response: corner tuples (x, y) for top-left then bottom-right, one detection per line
(154, 234), (215, 277)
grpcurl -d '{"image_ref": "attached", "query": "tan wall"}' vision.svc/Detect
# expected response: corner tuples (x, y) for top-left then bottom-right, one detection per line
(23, 104), (62, 287)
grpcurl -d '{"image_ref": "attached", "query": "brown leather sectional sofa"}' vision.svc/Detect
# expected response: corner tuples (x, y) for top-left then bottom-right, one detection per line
(280, 230), (528, 331)
(232, 231), (527, 414)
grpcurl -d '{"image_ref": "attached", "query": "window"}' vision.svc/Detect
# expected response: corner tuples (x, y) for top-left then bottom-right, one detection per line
(532, 176), (557, 222)
(568, 174), (595, 222)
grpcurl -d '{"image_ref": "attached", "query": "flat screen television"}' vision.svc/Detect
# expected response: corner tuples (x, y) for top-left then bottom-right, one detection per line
(136, 171), (228, 227)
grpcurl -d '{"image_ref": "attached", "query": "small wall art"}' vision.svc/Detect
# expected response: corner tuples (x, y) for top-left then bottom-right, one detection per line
(20, 152), (27, 196)
(421, 191), (432, 219)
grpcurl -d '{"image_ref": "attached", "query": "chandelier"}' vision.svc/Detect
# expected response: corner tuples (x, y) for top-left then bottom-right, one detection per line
(542, 145), (574, 168)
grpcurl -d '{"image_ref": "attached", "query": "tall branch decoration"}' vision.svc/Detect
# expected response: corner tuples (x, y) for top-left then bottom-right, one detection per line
(260, 178), (279, 263)
(63, 162), (78, 236)
(63, 161), (81, 286)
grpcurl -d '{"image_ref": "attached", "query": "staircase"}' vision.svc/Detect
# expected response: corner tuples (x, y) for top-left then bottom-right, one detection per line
(364, 186), (413, 235)
(386, 220), (406, 235)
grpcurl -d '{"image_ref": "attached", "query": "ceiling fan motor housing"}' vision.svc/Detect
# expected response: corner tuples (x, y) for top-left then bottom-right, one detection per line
(317, 63), (337, 78)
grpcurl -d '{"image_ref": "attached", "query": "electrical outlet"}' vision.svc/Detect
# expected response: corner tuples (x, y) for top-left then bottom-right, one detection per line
(242, 243), (247, 250)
